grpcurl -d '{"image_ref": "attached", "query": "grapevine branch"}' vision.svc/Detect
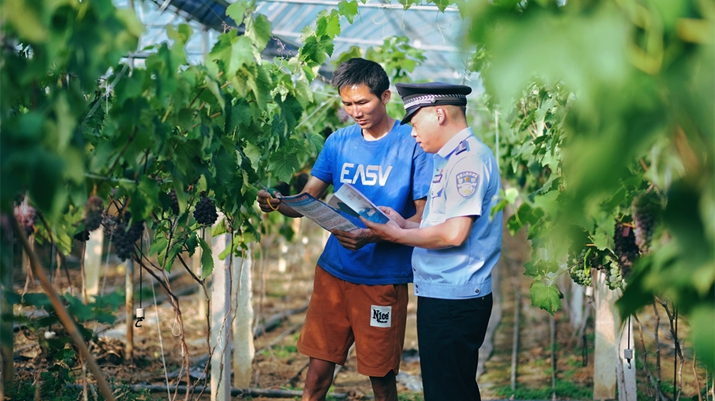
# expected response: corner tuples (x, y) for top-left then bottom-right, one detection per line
(10, 215), (116, 401)
(634, 314), (670, 401)
(657, 297), (684, 401)
(134, 254), (191, 401)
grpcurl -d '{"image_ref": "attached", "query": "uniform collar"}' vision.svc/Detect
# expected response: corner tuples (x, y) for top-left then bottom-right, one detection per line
(436, 128), (474, 158)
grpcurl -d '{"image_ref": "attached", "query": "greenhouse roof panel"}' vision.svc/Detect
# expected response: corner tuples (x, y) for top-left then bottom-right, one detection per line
(115, 0), (479, 84)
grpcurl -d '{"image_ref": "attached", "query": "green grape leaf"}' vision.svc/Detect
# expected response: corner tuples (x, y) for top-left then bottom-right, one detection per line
(246, 14), (272, 51)
(523, 260), (559, 278)
(229, 36), (256, 77)
(294, 79), (314, 108)
(268, 149), (300, 182)
(529, 281), (563, 315)
(277, 94), (303, 131)
(198, 236), (214, 278)
(226, 2), (247, 24)
(316, 10), (341, 39)
(337, 0), (358, 24)
(305, 132), (325, 153)
(2, 0), (48, 42)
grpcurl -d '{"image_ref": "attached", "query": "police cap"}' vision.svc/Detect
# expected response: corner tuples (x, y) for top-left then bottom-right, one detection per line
(395, 82), (472, 125)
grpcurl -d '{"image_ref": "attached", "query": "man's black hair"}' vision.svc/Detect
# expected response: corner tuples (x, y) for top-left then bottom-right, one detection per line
(331, 58), (389, 96)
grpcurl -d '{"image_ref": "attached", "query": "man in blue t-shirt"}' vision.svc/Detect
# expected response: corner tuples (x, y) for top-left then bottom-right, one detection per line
(257, 58), (432, 401)
(363, 82), (503, 401)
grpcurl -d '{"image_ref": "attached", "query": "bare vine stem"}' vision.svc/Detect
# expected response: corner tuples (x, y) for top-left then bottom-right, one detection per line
(634, 314), (669, 401)
(11, 215), (116, 401)
(652, 300), (663, 400)
(656, 297), (684, 401)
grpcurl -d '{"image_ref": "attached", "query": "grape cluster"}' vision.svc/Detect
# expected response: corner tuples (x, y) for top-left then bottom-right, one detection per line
(102, 214), (118, 240)
(194, 195), (218, 226)
(169, 189), (180, 215)
(113, 219), (144, 261)
(274, 182), (291, 197)
(614, 223), (638, 277)
(606, 257), (624, 290)
(83, 195), (104, 231)
(74, 230), (90, 242)
(567, 249), (592, 286)
(13, 204), (36, 236)
(633, 200), (656, 254)
(291, 172), (309, 195)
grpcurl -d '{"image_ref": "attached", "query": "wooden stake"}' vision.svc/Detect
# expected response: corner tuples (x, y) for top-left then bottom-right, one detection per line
(593, 270), (617, 400)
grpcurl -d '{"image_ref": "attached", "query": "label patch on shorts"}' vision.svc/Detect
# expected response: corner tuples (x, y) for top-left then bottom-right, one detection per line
(370, 305), (392, 328)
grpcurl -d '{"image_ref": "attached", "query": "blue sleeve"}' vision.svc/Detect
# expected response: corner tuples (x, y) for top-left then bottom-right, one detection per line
(412, 146), (432, 200)
(311, 134), (335, 185)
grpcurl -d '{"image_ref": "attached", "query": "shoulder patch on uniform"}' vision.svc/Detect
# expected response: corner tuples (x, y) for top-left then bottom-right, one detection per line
(455, 171), (479, 198)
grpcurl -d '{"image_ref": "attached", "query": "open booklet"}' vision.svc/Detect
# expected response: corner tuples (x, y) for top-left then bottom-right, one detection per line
(327, 183), (390, 224)
(269, 183), (389, 232)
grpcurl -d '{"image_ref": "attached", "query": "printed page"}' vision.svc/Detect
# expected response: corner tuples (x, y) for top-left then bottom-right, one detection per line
(329, 183), (390, 224)
(280, 193), (358, 232)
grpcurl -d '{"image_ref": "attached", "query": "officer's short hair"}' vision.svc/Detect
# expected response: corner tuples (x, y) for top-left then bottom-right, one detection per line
(331, 58), (390, 97)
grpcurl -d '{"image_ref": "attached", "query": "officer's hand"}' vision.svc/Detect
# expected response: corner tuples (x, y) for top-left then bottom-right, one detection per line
(361, 218), (402, 243)
(378, 207), (408, 228)
(331, 228), (376, 251)
(257, 189), (282, 213)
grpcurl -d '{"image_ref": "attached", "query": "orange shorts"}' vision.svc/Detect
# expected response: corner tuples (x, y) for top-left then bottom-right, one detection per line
(297, 265), (408, 377)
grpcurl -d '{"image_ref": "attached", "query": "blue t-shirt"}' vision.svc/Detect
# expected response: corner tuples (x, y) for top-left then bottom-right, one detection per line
(311, 120), (432, 285)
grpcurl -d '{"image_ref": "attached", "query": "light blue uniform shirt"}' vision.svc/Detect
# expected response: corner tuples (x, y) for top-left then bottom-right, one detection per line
(412, 128), (503, 299)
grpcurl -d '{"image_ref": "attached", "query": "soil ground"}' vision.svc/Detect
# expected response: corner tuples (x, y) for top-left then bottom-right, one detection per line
(8, 216), (711, 400)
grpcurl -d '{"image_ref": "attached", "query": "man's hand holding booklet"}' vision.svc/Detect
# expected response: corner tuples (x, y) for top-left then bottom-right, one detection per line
(262, 181), (390, 232)
(328, 183), (390, 224)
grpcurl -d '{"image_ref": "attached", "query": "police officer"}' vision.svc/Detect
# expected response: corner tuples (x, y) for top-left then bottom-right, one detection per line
(362, 82), (503, 401)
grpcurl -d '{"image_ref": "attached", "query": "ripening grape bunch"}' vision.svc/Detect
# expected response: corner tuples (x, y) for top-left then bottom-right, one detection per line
(113, 216), (144, 261)
(194, 194), (218, 226)
(83, 195), (104, 232)
(102, 213), (118, 240)
(13, 203), (36, 236)
(613, 223), (638, 277)
(632, 196), (658, 254)
(74, 230), (90, 242)
(567, 248), (592, 286)
(605, 257), (624, 290)
(169, 189), (180, 215)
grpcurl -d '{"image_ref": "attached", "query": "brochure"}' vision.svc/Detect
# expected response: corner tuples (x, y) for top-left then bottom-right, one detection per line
(260, 182), (389, 231)
(277, 192), (359, 232)
(328, 183), (390, 224)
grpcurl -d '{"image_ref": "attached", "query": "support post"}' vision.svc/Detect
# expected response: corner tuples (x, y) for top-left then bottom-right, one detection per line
(570, 282), (584, 330)
(617, 317), (637, 401)
(125, 259), (134, 360)
(211, 230), (232, 401)
(233, 243), (254, 388)
(194, 233), (207, 318)
(83, 229), (103, 303)
(593, 270), (618, 400)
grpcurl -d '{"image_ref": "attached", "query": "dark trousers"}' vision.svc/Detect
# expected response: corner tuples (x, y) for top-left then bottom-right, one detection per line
(417, 294), (493, 401)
